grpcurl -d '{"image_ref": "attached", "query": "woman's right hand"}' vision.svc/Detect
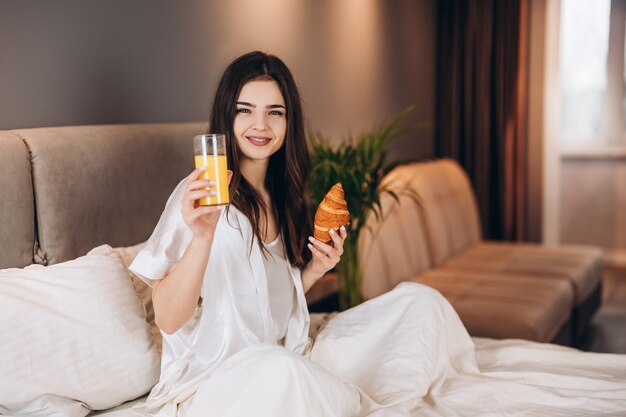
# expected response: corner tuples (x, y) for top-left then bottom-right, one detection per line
(181, 167), (232, 240)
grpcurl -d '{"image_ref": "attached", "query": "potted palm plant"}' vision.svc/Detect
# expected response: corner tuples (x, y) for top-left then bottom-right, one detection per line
(308, 106), (418, 310)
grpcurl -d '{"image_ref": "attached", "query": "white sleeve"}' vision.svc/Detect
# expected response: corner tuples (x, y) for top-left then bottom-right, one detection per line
(129, 179), (193, 288)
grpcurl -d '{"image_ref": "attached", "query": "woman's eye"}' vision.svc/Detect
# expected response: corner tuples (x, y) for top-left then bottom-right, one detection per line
(269, 110), (284, 116)
(236, 108), (251, 114)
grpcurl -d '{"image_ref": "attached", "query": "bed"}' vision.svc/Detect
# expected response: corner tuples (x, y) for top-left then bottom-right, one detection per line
(1, 122), (625, 416)
(0, 122), (202, 417)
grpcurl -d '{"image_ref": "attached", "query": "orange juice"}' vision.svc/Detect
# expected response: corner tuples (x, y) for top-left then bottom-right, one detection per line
(194, 154), (229, 206)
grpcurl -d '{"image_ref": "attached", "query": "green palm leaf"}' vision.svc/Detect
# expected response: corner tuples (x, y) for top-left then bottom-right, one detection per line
(307, 106), (420, 309)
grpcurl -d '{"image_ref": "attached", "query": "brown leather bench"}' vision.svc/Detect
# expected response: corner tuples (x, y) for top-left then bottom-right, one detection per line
(360, 159), (602, 346)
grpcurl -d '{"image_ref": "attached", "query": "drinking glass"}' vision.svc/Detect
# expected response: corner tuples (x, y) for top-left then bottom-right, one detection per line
(193, 134), (229, 206)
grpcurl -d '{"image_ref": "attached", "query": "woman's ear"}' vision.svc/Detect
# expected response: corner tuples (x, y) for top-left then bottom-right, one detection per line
(227, 170), (233, 184)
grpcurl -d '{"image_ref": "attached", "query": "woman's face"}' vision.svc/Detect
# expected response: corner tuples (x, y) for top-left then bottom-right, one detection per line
(233, 80), (287, 164)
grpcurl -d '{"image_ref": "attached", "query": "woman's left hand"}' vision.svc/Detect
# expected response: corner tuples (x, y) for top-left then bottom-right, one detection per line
(302, 226), (347, 291)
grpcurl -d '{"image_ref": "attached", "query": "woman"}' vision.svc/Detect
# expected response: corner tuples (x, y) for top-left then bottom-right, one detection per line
(130, 51), (367, 417)
(130, 51), (626, 417)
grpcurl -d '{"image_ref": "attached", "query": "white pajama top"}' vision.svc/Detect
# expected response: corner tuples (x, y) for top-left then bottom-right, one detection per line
(129, 179), (310, 413)
(262, 234), (296, 344)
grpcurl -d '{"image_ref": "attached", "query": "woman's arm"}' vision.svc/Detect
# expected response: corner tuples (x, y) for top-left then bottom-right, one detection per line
(152, 236), (213, 334)
(301, 265), (323, 293)
(152, 167), (229, 335)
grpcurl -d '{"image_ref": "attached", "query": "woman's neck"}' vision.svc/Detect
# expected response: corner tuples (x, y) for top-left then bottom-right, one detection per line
(240, 158), (269, 193)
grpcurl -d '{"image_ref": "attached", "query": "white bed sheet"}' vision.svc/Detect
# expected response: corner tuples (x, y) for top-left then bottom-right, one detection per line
(88, 396), (147, 417)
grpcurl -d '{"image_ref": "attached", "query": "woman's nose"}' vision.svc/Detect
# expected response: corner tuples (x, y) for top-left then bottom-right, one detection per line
(252, 114), (267, 130)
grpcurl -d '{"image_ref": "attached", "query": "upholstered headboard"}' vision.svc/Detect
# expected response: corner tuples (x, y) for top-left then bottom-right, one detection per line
(0, 131), (36, 269)
(0, 122), (206, 267)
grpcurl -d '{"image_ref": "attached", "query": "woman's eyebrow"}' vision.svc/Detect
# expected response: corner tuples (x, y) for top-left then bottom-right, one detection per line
(236, 101), (286, 109)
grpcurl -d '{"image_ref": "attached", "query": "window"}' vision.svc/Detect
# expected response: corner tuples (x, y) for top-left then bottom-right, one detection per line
(560, 0), (626, 146)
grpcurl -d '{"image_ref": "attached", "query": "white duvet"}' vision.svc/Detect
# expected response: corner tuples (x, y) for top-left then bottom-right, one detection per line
(97, 282), (626, 417)
(308, 283), (626, 416)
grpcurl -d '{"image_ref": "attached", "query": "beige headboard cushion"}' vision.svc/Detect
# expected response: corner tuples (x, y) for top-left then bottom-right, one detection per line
(14, 122), (206, 265)
(0, 132), (35, 268)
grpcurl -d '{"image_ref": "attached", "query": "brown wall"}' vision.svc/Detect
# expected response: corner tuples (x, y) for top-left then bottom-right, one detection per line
(0, 0), (436, 161)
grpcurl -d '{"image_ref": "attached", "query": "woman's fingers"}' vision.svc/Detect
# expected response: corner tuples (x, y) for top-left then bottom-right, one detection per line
(186, 189), (216, 202)
(187, 179), (216, 190)
(182, 189), (211, 211)
(187, 167), (206, 183)
(181, 168), (223, 239)
(187, 205), (221, 222)
(308, 236), (331, 255)
(307, 243), (338, 274)
(328, 228), (346, 255)
(310, 229), (346, 254)
(308, 236), (341, 261)
(183, 179), (217, 210)
(307, 242), (330, 262)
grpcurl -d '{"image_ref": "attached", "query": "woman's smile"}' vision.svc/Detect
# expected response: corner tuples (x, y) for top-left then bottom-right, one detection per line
(246, 135), (272, 146)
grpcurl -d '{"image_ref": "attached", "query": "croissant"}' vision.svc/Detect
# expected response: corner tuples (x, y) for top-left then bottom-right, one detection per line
(314, 183), (350, 243)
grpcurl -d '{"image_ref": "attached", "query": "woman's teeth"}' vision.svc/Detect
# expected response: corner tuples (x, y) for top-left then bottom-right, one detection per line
(247, 136), (271, 146)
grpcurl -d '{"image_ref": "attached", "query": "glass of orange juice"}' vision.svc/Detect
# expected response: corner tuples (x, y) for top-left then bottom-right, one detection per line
(193, 134), (229, 206)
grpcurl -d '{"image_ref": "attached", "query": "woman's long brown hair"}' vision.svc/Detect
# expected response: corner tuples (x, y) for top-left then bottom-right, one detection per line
(209, 51), (312, 269)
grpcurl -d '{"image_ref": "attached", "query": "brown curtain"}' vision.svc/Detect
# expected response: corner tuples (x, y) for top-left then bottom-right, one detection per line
(436, 0), (528, 241)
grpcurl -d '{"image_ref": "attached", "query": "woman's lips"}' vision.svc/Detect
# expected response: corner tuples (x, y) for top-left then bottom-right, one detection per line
(246, 136), (271, 146)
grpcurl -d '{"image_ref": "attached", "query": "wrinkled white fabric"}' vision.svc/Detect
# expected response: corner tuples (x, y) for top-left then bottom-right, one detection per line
(128, 180), (310, 415)
(128, 180), (626, 417)
(175, 282), (626, 417)
(183, 344), (365, 417)
(131, 279), (626, 416)
(309, 282), (479, 413)
(181, 282), (466, 417)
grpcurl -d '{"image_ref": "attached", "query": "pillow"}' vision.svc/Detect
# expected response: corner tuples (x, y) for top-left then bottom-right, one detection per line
(0, 245), (160, 417)
(113, 241), (147, 269)
(112, 242), (162, 353)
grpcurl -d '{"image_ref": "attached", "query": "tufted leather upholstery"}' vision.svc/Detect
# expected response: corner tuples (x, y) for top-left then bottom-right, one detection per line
(360, 159), (603, 344)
